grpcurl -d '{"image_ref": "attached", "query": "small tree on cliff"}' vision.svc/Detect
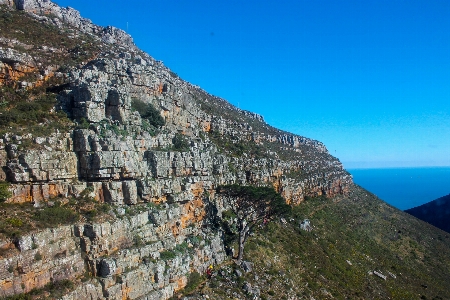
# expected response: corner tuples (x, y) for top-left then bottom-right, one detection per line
(217, 185), (291, 262)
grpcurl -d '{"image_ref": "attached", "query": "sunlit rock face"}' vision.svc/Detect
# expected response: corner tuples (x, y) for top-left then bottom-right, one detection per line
(0, 1), (352, 298)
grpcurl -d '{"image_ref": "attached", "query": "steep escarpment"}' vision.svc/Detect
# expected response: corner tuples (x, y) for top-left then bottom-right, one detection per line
(0, 1), (351, 299)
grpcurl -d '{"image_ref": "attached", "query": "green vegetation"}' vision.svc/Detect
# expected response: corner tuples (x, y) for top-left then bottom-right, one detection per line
(183, 271), (205, 294)
(0, 6), (101, 66)
(0, 279), (74, 300)
(33, 204), (79, 227)
(208, 130), (270, 158)
(0, 187), (112, 239)
(160, 242), (191, 260)
(1, 94), (57, 125)
(0, 181), (12, 202)
(0, 92), (73, 137)
(191, 185), (450, 299)
(96, 119), (128, 138)
(131, 98), (165, 128)
(0, 5), (105, 139)
(172, 133), (190, 151)
(34, 252), (42, 261)
(217, 185), (291, 261)
(76, 117), (90, 130)
(133, 234), (145, 247)
(159, 249), (176, 261)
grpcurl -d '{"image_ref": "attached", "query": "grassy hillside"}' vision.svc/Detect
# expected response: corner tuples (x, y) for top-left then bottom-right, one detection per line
(175, 185), (450, 299)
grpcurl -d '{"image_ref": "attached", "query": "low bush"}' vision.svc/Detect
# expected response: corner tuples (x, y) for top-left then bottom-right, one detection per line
(160, 250), (176, 261)
(34, 252), (42, 261)
(0, 181), (12, 202)
(1, 279), (75, 300)
(33, 205), (79, 227)
(131, 98), (165, 127)
(208, 130), (270, 159)
(183, 271), (204, 294)
(172, 133), (190, 151)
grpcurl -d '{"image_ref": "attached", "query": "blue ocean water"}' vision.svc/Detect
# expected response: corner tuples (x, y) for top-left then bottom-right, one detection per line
(347, 167), (450, 211)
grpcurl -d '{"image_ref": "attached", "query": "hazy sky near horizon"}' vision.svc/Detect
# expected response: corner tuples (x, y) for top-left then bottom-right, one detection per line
(57, 0), (450, 169)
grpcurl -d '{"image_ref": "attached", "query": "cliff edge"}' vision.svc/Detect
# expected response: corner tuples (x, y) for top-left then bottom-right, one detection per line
(0, 1), (352, 298)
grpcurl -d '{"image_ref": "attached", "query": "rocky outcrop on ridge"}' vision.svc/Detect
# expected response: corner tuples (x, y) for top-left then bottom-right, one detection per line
(0, 1), (352, 299)
(0, 0), (136, 51)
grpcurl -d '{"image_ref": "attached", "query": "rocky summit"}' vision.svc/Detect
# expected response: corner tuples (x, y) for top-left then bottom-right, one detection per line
(0, 1), (449, 300)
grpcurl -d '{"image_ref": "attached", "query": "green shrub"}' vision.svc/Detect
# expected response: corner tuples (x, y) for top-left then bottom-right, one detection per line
(246, 241), (257, 251)
(33, 206), (79, 226)
(188, 235), (203, 246)
(172, 133), (189, 151)
(0, 94), (57, 126)
(131, 97), (148, 115)
(77, 117), (90, 129)
(174, 242), (189, 254)
(160, 250), (176, 260)
(222, 209), (237, 220)
(141, 119), (159, 136)
(34, 252), (42, 261)
(208, 130), (270, 159)
(131, 98), (165, 127)
(0, 181), (12, 202)
(133, 235), (144, 247)
(0, 92), (73, 138)
(183, 271), (204, 294)
(6, 218), (23, 227)
(1, 294), (32, 300)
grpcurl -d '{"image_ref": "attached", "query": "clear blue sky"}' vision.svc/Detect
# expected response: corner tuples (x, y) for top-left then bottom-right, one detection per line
(56, 0), (450, 169)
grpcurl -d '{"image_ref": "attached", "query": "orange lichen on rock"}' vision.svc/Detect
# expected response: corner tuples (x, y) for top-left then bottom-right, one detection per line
(202, 121), (211, 132)
(0, 55), (61, 92)
(171, 222), (180, 237)
(7, 183), (72, 204)
(173, 275), (187, 292)
(151, 195), (167, 204)
(121, 286), (132, 300)
(7, 184), (33, 203)
(0, 62), (36, 86)
(19, 269), (51, 294)
(180, 198), (205, 229)
(272, 178), (281, 193)
(190, 182), (204, 198)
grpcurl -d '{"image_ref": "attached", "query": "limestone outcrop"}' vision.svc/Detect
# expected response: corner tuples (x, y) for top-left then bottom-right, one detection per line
(0, 1), (352, 299)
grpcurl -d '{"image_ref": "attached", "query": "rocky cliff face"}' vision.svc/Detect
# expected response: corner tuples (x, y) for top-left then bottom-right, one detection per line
(0, 1), (352, 299)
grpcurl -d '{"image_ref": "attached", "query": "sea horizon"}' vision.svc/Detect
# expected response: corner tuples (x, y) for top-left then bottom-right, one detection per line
(347, 165), (450, 170)
(347, 166), (450, 211)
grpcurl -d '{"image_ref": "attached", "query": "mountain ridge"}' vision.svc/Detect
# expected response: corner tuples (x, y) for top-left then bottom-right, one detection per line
(0, 1), (351, 298)
(0, 1), (449, 299)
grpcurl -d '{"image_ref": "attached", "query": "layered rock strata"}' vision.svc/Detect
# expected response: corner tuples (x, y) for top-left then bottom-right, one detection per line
(0, 1), (352, 299)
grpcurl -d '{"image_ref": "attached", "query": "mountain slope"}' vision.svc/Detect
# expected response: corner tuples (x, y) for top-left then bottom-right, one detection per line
(179, 185), (450, 299)
(0, 1), (351, 299)
(405, 193), (450, 233)
(0, 1), (449, 300)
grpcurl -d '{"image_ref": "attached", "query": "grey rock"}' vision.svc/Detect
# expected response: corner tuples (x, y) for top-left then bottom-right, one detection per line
(241, 261), (253, 273)
(0, 1), (352, 299)
(98, 258), (117, 277)
(235, 269), (243, 277)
